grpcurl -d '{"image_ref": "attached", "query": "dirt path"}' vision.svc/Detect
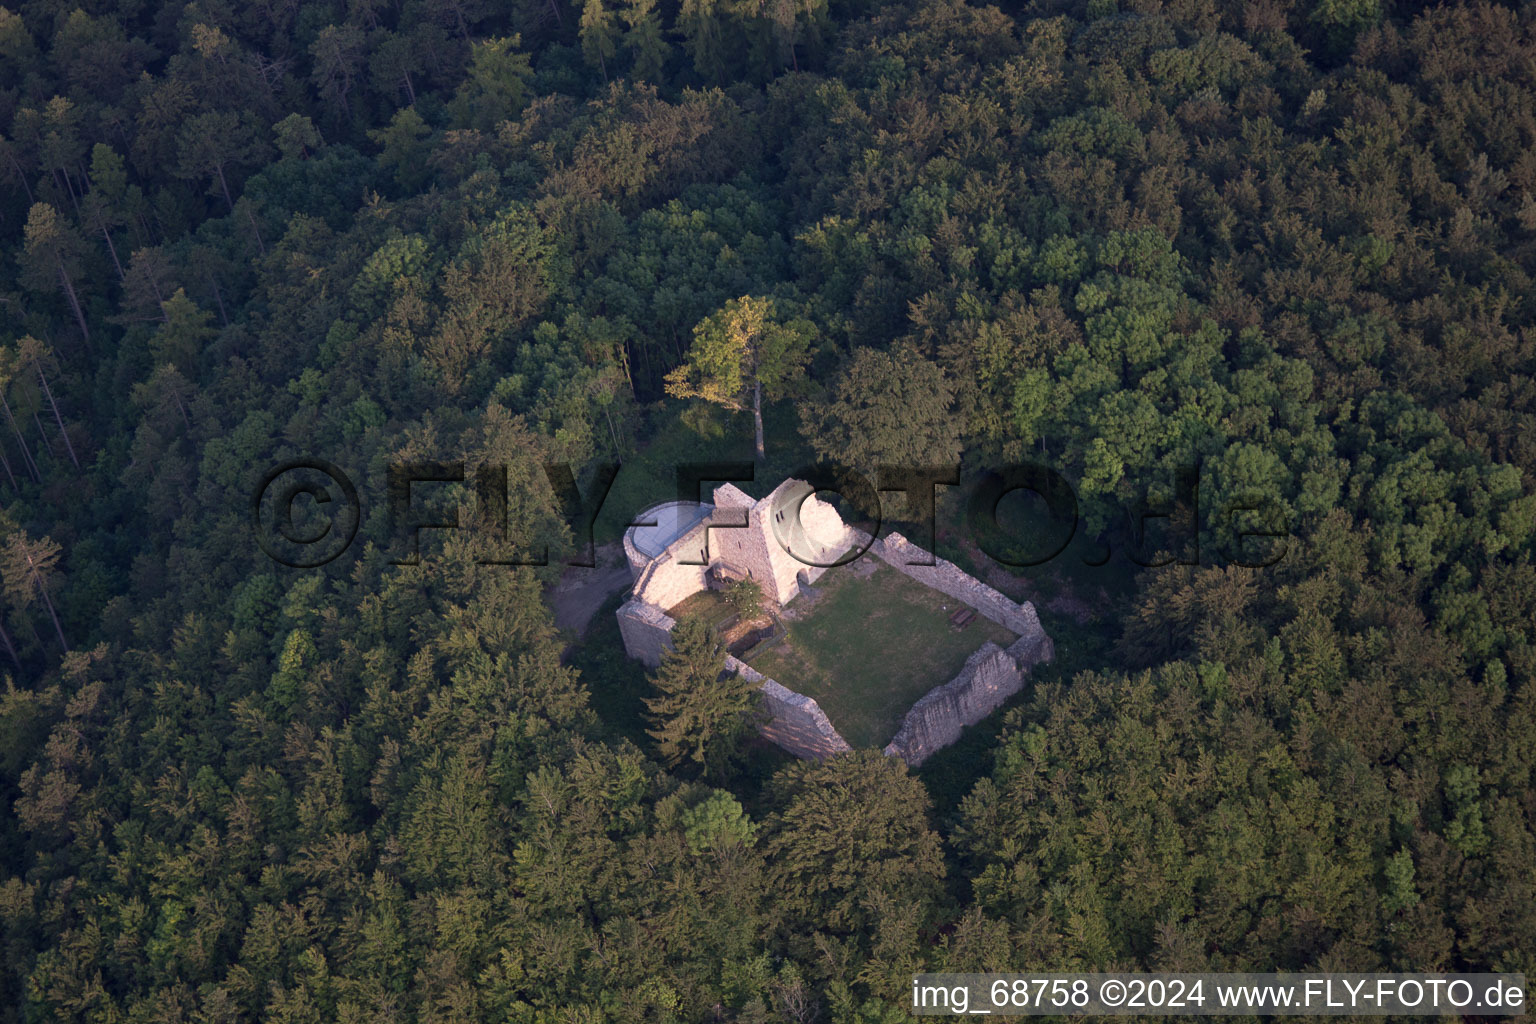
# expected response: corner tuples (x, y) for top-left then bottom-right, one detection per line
(545, 543), (633, 637)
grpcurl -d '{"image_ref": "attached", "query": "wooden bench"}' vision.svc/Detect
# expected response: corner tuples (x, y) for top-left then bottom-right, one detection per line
(949, 607), (976, 630)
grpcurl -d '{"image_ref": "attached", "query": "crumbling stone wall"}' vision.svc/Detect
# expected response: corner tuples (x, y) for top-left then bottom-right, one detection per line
(851, 530), (1056, 765)
(726, 656), (852, 759)
(1006, 627), (1054, 670)
(616, 598), (677, 668)
(617, 600), (853, 758)
(711, 481), (852, 606)
(871, 531), (1046, 640)
(884, 642), (1025, 765)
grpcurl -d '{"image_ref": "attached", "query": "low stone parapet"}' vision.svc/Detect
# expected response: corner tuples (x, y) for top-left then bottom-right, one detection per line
(871, 531), (1047, 641)
(883, 641), (1027, 765)
(1006, 629), (1054, 670)
(632, 531), (711, 610)
(725, 655), (852, 759)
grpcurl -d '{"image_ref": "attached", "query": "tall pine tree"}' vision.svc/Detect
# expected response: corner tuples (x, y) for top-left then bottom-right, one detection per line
(643, 615), (757, 774)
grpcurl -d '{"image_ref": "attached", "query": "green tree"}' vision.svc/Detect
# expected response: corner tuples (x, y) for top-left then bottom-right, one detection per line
(309, 23), (367, 120)
(643, 616), (757, 773)
(368, 107), (432, 191)
(676, 0), (727, 83)
(450, 36), (533, 131)
(0, 531), (66, 651)
(0, 8), (38, 90)
(1312, 0), (1382, 47)
(762, 750), (945, 932)
(621, 0), (671, 83)
(151, 289), (216, 371)
(369, 29), (429, 105)
(173, 111), (266, 210)
(81, 144), (127, 279)
(16, 336), (77, 469)
(429, 205), (556, 392)
(579, 0), (620, 80)
(665, 295), (812, 459)
(799, 341), (961, 469)
(680, 789), (756, 853)
(1383, 849), (1418, 913)
(20, 202), (90, 342)
(272, 113), (322, 160)
(0, 346), (41, 483)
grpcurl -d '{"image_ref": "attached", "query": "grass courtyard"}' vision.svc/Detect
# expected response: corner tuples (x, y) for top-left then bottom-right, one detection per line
(746, 563), (1016, 749)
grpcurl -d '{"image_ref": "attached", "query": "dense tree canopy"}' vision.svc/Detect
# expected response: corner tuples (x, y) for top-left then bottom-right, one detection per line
(0, 0), (1534, 1019)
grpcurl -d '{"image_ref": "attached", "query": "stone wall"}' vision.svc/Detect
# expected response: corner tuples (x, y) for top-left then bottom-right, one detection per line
(617, 601), (852, 758)
(619, 499), (1055, 766)
(1006, 628), (1055, 671)
(631, 522), (711, 610)
(621, 521), (650, 580)
(628, 480), (855, 613)
(710, 481), (853, 607)
(883, 642), (1025, 766)
(726, 656), (852, 759)
(703, 483), (779, 596)
(856, 529), (1056, 766)
(871, 531), (1047, 641)
(616, 598), (676, 668)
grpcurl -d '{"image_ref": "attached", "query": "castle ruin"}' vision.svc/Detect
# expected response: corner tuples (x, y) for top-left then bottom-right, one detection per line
(617, 479), (1053, 764)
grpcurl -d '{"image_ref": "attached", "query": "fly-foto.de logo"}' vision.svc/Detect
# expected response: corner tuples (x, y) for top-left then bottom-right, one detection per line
(249, 459), (1288, 570)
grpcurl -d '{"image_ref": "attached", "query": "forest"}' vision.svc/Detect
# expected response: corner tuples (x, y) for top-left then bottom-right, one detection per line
(1, 0), (1535, 1018)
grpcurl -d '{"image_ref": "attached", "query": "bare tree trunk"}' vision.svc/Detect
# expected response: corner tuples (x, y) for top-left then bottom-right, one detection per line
(64, 165), (82, 211)
(619, 342), (635, 398)
(29, 564), (66, 653)
(206, 273), (229, 326)
(99, 222), (125, 281)
(35, 365), (79, 469)
(602, 403), (621, 455)
(55, 261), (89, 343)
(244, 205), (267, 256)
(0, 446), (16, 489)
(54, 167), (82, 219)
(0, 393), (40, 482)
(4, 149), (33, 203)
(752, 378), (765, 460)
(403, 72), (417, 105)
(0, 618), (18, 669)
(19, 546), (65, 652)
(215, 163), (234, 210)
(146, 267), (167, 311)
